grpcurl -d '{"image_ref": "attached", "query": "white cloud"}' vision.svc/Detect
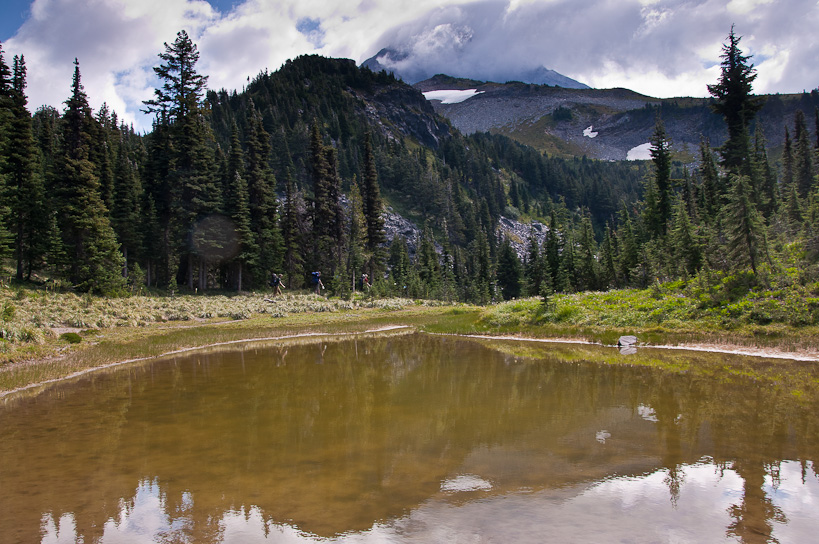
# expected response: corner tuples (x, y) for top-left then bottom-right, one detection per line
(2, 0), (817, 132)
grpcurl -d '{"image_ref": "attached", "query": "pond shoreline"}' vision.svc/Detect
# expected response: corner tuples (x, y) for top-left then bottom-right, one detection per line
(4, 315), (817, 402)
(448, 334), (819, 362)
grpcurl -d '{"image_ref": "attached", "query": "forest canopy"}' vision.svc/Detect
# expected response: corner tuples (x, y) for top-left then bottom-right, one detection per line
(0, 29), (817, 315)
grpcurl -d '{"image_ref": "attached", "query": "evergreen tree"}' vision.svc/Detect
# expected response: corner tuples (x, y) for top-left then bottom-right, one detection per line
(347, 178), (368, 288)
(781, 127), (794, 190)
(387, 234), (411, 292)
(649, 117), (672, 236)
(523, 227), (544, 296)
(417, 223), (440, 297)
(362, 132), (386, 276)
(669, 197), (702, 276)
(617, 207), (639, 285)
(697, 138), (720, 217)
(143, 30), (219, 290)
(0, 45), (14, 260)
(599, 223), (618, 288)
(281, 170), (305, 288)
(793, 110), (815, 197)
(544, 212), (561, 286)
(111, 134), (145, 281)
(4, 53), (47, 279)
(245, 106), (282, 285)
(642, 174), (662, 239)
(55, 59), (125, 293)
(224, 121), (256, 290)
(496, 237), (522, 300)
(324, 146), (346, 273)
(94, 103), (116, 213)
(750, 124), (777, 217)
(143, 30), (209, 122)
(576, 215), (598, 291)
(707, 26), (764, 175)
(465, 229), (492, 303)
(309, 123), (333, 273)
(726, 174), (767, 275)
(555, 234), (575, 293)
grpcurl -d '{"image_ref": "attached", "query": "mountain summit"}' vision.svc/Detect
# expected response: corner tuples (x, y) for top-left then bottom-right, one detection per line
(362, 47), (589, 89)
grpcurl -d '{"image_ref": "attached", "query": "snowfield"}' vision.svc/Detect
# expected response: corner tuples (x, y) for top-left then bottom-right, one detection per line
(627, 142), (652, 160)
(422, 89), (485, 104)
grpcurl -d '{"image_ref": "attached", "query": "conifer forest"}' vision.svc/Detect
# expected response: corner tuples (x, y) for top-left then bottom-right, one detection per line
(1, 29), (818, 314)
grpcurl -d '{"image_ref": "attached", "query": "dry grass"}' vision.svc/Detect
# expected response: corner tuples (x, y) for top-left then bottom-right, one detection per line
(0, 288), (469, 396)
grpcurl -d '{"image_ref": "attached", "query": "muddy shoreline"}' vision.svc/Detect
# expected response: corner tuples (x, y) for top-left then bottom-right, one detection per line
(3, 325), (817, 403)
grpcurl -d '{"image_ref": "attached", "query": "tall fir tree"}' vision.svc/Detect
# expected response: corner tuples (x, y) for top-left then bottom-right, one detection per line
(417, 223), (440, 297)
(0, 45), (15, 260)
(697, 138), (720, 217)
(617, 207), (639, 285)
(496, 237), (522, 300)
(224, 121), (256, 290)
(781, 127), (794, 191)
(576, 215), (598, 291)
(362, 132), (386, 277)
(281, 170), (304, 288)
(143, 30), (219, 290)
(56, 59), (125, 293)
(544, 211), (561, 286)
(523, 227), (544, 297)
(245, 106), (282, 286)
(793, 110), (815, 197)
(707, 26), (764, 176)
(309, 123), (333, 274)
(4, 54), (47, 279)
(669, 197), (702, 276)
(649, 116), (673, 236)
(111, 133), (145, 280)
(750, 124), (777, 217)
(346, 177), (368, 288)
(726, 174), (767, 275)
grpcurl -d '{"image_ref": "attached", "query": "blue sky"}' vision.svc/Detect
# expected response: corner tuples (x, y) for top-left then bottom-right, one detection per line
(2, 0), (816, 132)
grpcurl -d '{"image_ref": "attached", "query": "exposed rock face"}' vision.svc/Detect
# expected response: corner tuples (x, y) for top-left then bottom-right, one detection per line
(383, 207), (423, 256)
(496, 216), (548, 261)
(381, 211), (547, 263)
(356, 82), (452, 150)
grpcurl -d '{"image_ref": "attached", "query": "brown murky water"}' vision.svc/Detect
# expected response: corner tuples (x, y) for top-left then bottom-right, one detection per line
(1, 332), (817, 543)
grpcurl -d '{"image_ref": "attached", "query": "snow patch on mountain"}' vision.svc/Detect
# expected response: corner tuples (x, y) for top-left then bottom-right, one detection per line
(423, 89), (484, 104)
(583, 126), (598, 138)
(627, 142), (652, 160)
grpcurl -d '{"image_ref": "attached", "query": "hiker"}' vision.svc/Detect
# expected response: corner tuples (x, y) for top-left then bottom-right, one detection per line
(270, 273), (283, 296)
(312, 271), (324, 295)
(361, 273), (371, 291)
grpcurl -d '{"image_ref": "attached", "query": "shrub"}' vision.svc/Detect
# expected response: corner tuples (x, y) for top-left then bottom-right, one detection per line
(60, 332), (82, 344)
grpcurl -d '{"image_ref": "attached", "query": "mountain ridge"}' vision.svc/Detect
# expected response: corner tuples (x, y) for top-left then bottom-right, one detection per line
(415, 74), (819, 160)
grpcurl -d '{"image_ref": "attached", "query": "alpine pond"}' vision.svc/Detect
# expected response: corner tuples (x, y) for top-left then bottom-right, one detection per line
(1, 332), (818, 543)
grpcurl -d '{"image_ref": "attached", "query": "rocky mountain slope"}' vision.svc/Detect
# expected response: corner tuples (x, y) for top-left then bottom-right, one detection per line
(416, 75), (819, 161)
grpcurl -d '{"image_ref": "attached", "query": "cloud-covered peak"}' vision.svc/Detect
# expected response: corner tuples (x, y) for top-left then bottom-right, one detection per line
(364, 0), (818, 96)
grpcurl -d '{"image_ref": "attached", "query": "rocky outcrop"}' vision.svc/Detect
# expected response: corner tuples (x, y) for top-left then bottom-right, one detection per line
(355, 82), (452, 150)
(496, 216), (548, 261)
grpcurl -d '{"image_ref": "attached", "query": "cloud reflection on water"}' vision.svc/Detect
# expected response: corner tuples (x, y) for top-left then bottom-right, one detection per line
(39, 461), (819, 543)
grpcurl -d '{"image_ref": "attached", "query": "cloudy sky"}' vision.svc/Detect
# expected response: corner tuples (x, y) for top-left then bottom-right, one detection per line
(2, 0), (817, 132)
